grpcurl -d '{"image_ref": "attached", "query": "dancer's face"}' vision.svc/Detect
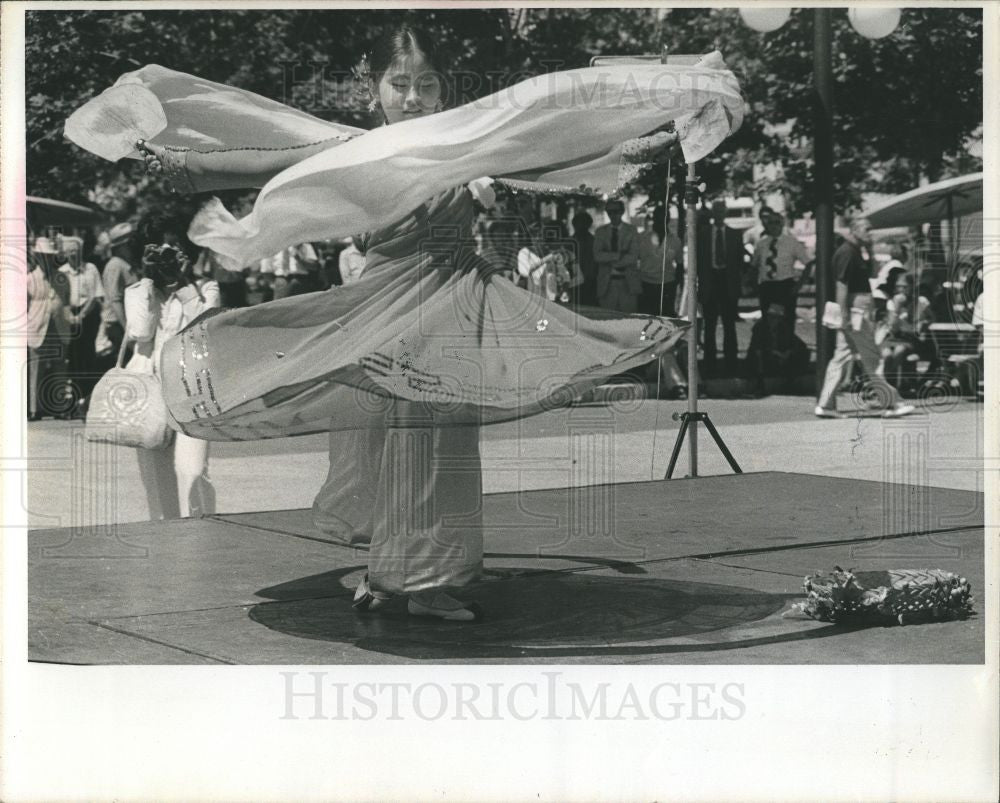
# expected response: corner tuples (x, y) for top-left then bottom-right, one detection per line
(377, 53), (442, 125)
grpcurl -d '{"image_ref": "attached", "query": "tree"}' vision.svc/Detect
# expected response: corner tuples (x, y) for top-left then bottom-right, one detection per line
(25, 7), (982, 221)
(648, 7), (984, 214)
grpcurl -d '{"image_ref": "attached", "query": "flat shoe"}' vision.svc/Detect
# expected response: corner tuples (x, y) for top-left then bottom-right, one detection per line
(407, 592), (483, 622)
(883, 404), (916, 418)
(352, 573), (392, 612)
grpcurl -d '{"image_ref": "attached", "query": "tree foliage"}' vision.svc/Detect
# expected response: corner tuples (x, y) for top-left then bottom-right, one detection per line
(25, 7), (982, 221)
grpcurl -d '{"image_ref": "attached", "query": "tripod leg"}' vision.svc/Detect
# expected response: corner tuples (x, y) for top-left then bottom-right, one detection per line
(665, 416), (689, 479)
(702, 415), (742, 473)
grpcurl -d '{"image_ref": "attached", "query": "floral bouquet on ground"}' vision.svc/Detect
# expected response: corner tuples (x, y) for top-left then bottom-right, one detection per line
(788, 567), (973, 626)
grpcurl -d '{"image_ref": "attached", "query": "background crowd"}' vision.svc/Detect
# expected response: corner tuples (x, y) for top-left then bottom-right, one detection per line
(26, 176), (985, 423)
(23, 7), (984, 422)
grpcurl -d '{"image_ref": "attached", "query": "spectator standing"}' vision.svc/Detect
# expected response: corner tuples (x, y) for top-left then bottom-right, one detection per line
(594, 198), (641, 312)
(57, 235), (104, 416)
(742, 204), (774, 255)
(192, 248), (244, 308)
(26, 237), (71, 420)
(125, 244), (221, 519)
(98, 222), (138, 371)
(338, 239), (367, 285)
(815, 214), (915, 418)
(288, 242), (322, 295)
(751, 210), (811, 321)
(571, 211), (597, 306)
(479, 219), (518, 283)
(261, 243), (318, 299)
(637, 209), (683, 316)
(244, 271), (274, 306)
(696, 199), (745, 376)
(517, 221), (578, 302)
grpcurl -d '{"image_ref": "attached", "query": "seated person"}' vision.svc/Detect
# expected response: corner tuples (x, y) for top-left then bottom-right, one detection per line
(873, 265), (907, 344)
(744, 303), (810, 397)
(881, 272), (935, 392)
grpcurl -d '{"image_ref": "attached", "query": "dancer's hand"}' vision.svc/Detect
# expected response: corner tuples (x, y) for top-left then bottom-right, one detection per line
(647, 130), (679, 163)
(136, 139), (165, 174)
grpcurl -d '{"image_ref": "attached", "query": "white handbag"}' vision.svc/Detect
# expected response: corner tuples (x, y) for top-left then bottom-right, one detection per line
(85, 336), (174, 450)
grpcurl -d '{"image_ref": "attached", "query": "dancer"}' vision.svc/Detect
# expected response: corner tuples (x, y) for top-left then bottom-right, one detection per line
(70, 27), (743, 622)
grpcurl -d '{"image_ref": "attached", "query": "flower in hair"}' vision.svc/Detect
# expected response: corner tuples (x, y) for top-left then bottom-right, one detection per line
(351, 53), (380, 112)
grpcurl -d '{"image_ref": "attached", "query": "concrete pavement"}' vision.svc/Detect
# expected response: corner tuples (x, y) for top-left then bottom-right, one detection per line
(21, 395), (985, 529)
(23, 393), (988, 665)
(29, 472), (984, 664)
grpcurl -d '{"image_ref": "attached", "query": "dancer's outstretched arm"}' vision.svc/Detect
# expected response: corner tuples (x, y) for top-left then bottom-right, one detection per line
(136, 138), (347, 193)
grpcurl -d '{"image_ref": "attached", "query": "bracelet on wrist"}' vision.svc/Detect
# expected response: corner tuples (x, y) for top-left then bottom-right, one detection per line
(160, 146), (197, 194)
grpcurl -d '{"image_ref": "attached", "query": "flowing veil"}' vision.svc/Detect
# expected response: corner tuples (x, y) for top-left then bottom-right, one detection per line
(66, 52), (744, 268)
(64, 52), (744, 440)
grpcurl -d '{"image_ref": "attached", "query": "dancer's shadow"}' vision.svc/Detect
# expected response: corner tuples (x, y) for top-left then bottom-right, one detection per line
(249, 557), (842, 660)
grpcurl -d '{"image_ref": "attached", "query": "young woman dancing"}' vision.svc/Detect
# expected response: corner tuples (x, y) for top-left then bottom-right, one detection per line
(70, 25), (743, 622)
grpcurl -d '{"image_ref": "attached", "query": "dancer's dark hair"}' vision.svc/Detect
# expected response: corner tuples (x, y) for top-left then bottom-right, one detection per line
(369, 25), (450, 105)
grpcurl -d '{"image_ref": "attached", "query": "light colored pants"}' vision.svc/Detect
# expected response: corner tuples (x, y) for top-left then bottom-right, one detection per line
(312, 428), (384, 546)
(135, 432), (215, 520)
(313, 421), (483, 595)
(817, 305), (900, 411)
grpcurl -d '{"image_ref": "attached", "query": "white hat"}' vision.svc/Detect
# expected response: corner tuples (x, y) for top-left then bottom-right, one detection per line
(59, 234), (83, 253)
(108, 222), (133, 246)
(33, 236), (56, 254)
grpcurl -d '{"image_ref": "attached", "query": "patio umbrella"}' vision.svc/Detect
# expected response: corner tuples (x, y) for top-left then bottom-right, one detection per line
(865, 173), (983, 229)
(26, 196), (107, 229)
(865, 173), (983, 272)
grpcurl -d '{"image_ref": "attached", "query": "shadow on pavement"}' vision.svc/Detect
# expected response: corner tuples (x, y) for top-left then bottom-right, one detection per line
(249, 561), (841, 660)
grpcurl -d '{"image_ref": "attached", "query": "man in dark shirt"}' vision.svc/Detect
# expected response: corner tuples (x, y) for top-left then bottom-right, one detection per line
(815, 215), (914, 418)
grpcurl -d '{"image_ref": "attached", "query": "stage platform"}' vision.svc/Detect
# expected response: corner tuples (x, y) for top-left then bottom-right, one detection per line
(29, 472), (985, 665)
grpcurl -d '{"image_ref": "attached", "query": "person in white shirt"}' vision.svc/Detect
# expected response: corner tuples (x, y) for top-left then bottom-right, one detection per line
(26, 237), (71, 420)
(260, 243), (319, 299)
(124, 244), (221, 519)
(637, 210), (683, 316)
(751, 210), (811, 321)
(742, 204), (775, 255)
(338, 239), (367, 285)
(517, 221), (578, 303)
(57, 235), (104, 416)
